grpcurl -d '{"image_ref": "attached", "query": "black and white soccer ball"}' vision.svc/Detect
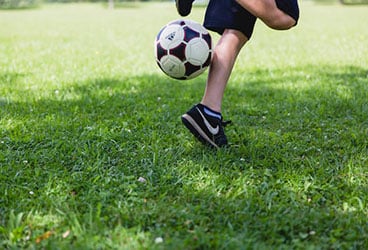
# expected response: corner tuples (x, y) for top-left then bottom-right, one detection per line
(154, 19), (212, 80)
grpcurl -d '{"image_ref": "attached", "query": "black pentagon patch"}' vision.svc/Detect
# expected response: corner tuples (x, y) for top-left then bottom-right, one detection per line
(185, 62), (201, 77)
(169, 42), (186, 62)
(156, 43), (167, 61)
(202, 33), (212, 49)
(183, 26), (200, 43)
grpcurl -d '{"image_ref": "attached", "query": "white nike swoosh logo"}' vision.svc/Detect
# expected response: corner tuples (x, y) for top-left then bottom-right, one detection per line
(197, 107), (219, 135)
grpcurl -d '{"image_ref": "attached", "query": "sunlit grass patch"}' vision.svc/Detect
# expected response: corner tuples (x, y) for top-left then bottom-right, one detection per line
(1, 2), (367, 249)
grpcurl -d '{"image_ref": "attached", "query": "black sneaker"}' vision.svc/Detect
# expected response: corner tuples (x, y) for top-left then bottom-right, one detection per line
(176, 0), (194, 17)
(181, 104), (231, 148)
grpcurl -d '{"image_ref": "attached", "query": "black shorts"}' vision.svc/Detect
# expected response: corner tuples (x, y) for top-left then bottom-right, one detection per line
(204, 0), (300, 39)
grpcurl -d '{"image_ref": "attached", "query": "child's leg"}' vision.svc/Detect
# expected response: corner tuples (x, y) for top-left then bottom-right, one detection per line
(235, 0), (298, 30)
(201, 29), (248, 113)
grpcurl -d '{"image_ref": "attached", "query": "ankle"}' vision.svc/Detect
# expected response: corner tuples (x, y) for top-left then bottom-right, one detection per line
(200, 101), (221, 113)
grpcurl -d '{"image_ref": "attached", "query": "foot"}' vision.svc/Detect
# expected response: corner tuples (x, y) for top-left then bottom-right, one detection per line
(176, 0), (194, 17)
(181, 104), (231, 148)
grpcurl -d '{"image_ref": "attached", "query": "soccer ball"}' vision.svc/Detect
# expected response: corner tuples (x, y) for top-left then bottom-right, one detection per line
(154, 19), (212, 80)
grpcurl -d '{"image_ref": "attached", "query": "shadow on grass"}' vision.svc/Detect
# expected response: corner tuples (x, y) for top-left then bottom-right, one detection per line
(0, 64), (367, 247)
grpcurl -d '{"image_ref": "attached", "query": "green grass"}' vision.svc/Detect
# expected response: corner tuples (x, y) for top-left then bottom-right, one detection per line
(1, 2), (367, 249)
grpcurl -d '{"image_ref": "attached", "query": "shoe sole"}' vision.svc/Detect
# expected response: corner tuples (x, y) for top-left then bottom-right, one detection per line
(181, 114), (219, 148)
(176, 0), (191, 17)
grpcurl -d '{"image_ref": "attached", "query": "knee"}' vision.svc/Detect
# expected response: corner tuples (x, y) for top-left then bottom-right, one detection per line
(264, 16), (296, 30)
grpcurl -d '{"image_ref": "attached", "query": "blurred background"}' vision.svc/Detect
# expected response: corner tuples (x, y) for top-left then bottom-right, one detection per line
(1, 0), (367, 10)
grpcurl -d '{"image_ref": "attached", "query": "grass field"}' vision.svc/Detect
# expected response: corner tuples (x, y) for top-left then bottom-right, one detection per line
(1, 1), (367, 249)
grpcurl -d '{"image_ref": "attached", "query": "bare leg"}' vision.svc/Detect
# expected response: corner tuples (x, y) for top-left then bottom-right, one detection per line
(236, 0), (296, 30)
(201, 29), (248, 113)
